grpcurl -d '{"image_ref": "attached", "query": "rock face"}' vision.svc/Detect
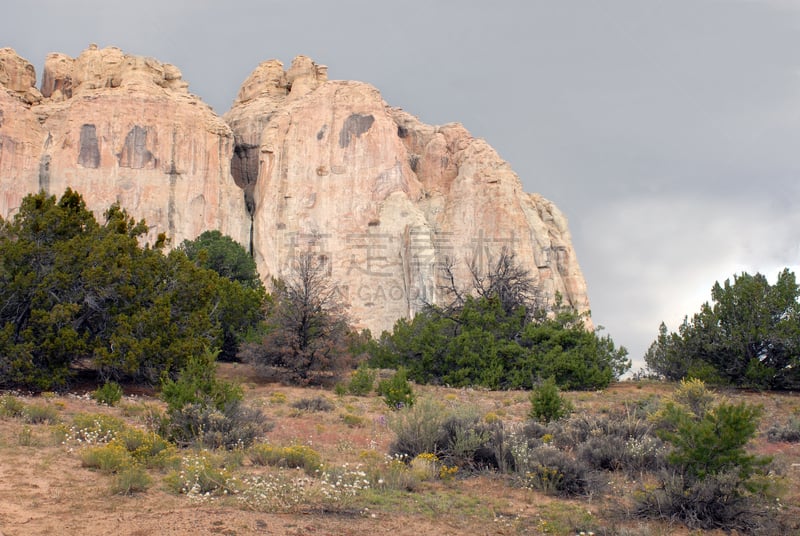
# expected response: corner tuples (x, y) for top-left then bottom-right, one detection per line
(225, 56), (591, 333)
(0, 46), (591, 334)
(0, 45), (248, 246)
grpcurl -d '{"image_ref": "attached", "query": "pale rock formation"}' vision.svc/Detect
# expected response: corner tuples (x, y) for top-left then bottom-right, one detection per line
(0, 48), (42, 104)
(0, 45), (591, 335)
(226, 57), (591, 333)
(41, 53), (74, 101)
(0, 46), (248, 248)
(0, 85), (44, 216)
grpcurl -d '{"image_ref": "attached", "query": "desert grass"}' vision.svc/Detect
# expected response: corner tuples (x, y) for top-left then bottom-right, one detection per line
(0, 366), (798, 535)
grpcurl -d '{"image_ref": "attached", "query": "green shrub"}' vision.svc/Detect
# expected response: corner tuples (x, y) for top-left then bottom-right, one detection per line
(766, 418), (800, 443)
(370, 287), (629, 391)
(92, 381), (123, 406)
(529, 377), (573, 423)
(388, 395), (448, 459)
(348, 364), (376, 396)
(22, 403), (60, 424)
(0, 395), (27, 418)
(290, 396), (334, 412)
(160, 348), (243, 412)
(80, 442), (132, 473)
(377, 367), (415, 409)
(158, 348), (263, 449)
(248, 443), (322, 475)
(112, 465), (152, 495)
(517, 446), (597, 496)
(162, 401), (267, 450)
(658, 400), (768, 481)
(637, 384), (778, 532)
(341, 413), (365, 428)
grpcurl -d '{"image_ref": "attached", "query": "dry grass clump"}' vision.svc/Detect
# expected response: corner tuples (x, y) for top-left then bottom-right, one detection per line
(290, 396), (335, 413)
(249, 443), (322, 475)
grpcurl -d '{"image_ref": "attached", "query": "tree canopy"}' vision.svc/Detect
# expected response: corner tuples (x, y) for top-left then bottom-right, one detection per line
(0, 189), (264, 390)
(180, 230), (266, 359)
(369, 296), (629, 390)
(644, 269), (800, 389)
(180, 230), (261, 289)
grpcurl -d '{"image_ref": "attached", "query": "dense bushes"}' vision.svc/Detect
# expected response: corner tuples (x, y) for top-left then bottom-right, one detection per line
(635, 380), (778, 533)
(384, 379), (781, 535)
(0, 190), (265, 389)
(179, 230), (266, 360)
(161, 401), (266, 450)
(370, 296), (629, 391)
(159, 348), (267, 449)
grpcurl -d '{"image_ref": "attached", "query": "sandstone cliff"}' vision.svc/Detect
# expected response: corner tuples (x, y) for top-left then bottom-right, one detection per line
(0, 46), (590, 334)
(0, 45), (248, 246)
(225, 56), (591, 333)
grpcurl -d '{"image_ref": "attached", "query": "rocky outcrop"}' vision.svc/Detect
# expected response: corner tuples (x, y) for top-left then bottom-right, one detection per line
(0, 46), (591, 335)
(0, 45), (248, 247)
(225, 57), (591, 333)
(0, 48), (42, 104)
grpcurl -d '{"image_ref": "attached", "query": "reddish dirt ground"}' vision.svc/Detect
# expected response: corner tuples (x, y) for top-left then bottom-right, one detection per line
(1, 366), (798, 535)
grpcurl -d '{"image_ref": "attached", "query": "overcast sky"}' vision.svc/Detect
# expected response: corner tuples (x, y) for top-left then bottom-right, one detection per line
(3, 0), (799, 371)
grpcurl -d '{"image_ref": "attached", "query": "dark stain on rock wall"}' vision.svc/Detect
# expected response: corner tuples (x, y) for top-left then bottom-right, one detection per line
(339, 114), (374, 148)
(38, 154), (51, 191)
(118, 125), (155, 169)
(78, 124), (100, 168)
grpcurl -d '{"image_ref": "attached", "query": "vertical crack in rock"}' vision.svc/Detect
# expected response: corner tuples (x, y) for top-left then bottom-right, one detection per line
(38, 154), (51, 192)
(338, 113), (374, 148)
(167, 128), (179, 238)
(119, 125), (155, 168)
(78, 124), (100, 168)
(0, 109), (4, 127)
(249, 212), (255, 257)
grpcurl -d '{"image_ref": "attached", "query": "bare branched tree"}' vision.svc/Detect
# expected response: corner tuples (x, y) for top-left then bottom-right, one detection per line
(254, 252), (351, 384)
(470, 247), (538, 316)
(435, 255), (466, 314)
(434, 247), (540, 319)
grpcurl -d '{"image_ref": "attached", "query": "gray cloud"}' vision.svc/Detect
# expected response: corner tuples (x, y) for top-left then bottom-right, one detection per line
(3, 0), (799, 372)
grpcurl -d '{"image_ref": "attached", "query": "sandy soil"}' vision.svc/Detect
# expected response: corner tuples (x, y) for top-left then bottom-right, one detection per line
(1, 367), (798, 536)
